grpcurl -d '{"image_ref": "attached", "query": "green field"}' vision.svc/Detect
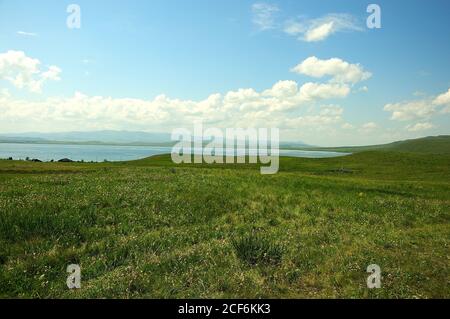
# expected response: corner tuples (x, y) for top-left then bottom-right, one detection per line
(0, 150), (449, 298)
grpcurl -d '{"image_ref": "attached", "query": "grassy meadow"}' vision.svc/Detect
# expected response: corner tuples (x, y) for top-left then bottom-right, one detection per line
(0, 150), (449, 298)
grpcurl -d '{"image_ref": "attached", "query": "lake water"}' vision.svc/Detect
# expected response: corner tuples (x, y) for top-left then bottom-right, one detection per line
(0, 143), (349, 162)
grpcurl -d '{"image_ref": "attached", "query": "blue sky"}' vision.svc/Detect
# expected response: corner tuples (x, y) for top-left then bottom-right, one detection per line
(0, 0), (449, 146)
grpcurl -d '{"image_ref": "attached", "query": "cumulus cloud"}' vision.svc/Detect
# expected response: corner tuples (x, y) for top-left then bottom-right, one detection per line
(406, 122), (435, 132)
(41, 65), (62, 81)
(291, 56), (372, 84)
(262, 80), (298, 98)
(284, 14), (362, 42)
(319, 104), (343, 117)
(252, 3), (279, 31)
(384, 100), (435, 121)
(0, 79), (352, 132)
(0, 50), (61, 93)
(0, 51), (370, 136)
(298, 82), (350, 100)
(284, 106), (344, 129)
(433, 88), (450, 114)
(384, 87), (450, 121)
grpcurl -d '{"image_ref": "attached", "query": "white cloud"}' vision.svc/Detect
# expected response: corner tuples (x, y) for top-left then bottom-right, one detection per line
(291, 56), (372, 84)
(0, 50), (61, 93)
(284, 106), (344, 128)
(252, 3), (279, 31)
(0, 88), (10, 98)
(284, 14), (362, 42)
(17, 31), (38, 37)
(298, 82), (350, 100)
(252, 5), (361, 42)
(341, 123), (354, 129)
(0, 51), (376, 141)
(384, 100), (435, 121)
(262, 80), (298, 98)
(384, 87), (450, 121)
(319, 105), (343, 117)
(433, 88), (450, 106)
(305, 21), (335, 42)
(361, 122), (377, 130)
(0, 79), (353, 133)
(41, 65), (62, 81)
(406, 122), (435, 132)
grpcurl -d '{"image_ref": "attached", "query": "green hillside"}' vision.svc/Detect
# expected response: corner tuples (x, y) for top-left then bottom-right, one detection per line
(304, 135), (450, 155)
(0, 150), (449, 298)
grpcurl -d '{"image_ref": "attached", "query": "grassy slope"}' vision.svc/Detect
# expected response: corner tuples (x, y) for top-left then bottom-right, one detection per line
(302, 135), (450, 155)
(0, 151), (449, 298)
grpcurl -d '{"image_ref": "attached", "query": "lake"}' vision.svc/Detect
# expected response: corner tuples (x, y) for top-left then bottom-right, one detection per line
(0, 143), (349, 162)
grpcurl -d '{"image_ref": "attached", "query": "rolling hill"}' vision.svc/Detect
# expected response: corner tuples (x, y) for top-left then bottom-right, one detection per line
(304, 135), (450, 155)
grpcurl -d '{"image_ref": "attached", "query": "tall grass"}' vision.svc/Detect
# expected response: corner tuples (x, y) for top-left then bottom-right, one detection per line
(232, 232), (284, 266)
(0, 151), (448, 298)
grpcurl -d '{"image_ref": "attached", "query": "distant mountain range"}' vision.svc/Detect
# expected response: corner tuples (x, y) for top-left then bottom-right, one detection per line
(0, 130), (311, 148)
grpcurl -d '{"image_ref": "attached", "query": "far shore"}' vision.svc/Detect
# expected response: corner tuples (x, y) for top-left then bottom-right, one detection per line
(0, 140), (175, 148)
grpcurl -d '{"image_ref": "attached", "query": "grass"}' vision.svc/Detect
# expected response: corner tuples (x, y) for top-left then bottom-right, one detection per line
(0, 151), (449, 298)
(232, 232), (284, 266)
